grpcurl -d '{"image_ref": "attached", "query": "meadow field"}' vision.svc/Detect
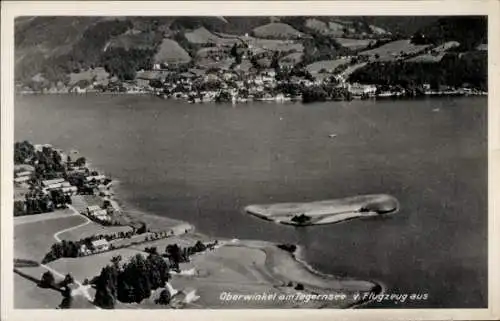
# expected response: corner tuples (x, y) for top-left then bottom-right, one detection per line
(47, 248), (145, 281)
(14, 273), (63, 309)
(14, 212), (86, 262)
(306, 58), (350, 74)
(359, 39), (430, 61)
(57, 223), (133, 242)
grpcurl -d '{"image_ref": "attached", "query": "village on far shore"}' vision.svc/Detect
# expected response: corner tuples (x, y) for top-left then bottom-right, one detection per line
(16, 17), (488, 104)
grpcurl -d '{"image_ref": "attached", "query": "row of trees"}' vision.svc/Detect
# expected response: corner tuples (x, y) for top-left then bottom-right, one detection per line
(302, 86), (352, 103)
(42, 222), (149, 263)
(164, 240), (217, 271)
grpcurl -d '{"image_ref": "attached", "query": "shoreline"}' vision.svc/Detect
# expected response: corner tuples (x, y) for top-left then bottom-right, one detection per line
(16, 142), (386, 308)
(15, 90), (488, 103)
(91, 162), (386, 308)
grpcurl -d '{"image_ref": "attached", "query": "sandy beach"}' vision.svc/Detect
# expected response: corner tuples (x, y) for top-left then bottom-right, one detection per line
(245, 194), (399, 226)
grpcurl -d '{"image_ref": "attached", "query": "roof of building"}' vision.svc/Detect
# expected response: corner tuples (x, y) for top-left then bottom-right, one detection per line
(42, 178), (65, 186)
(91, 239), (109, 247)
(14, 164), (35, 172)
(86, 175), (105, 181)
(87, 205), (101, 212)
(15, 171), (32, 177)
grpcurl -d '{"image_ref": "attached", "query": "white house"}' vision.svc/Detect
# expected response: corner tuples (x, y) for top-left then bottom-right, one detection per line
(91, 239), (110, 252)
(79, 244), (91, 256)
(14, 176), (30, 184)
(61, 186), (78, 196)
(42, 178), (65, 187)
(87, 205), (101, 215)
(34, 144), (53, 152)
(93, 209), (108, 217)
(15, 171), (32, 177)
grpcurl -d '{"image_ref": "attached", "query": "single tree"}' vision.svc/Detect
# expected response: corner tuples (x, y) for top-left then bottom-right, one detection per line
(156, 289), (172, 305)
(40, 271), (56, 288)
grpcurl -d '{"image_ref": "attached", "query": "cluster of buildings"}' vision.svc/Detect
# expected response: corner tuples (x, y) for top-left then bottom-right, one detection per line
(14, 167), (33, 185)
(80, 239), (110, 255)
(86, 204), (111, 223)
(41, 178), (77, 195)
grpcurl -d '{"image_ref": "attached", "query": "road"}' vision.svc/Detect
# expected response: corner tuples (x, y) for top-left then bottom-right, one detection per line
(53, 204), (91, 242)
(40, 203), (100, 309)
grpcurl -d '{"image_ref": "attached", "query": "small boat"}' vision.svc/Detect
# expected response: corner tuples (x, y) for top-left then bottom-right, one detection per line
(328, 134), (337, 138)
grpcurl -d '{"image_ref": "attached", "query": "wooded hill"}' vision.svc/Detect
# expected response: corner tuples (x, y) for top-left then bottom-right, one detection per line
(15, 16), (487, 88)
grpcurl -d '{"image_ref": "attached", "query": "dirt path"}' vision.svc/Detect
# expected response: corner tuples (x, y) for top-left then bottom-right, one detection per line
(53, 205), (92, 242)
(40, 204), (100, 309)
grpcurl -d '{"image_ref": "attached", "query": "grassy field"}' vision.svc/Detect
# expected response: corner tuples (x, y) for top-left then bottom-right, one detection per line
(342, 62), (369, 80)
(47, 248), (145, 281)
(406, 53), (446, 63)
(212, 31), (304, 53)
(252, 23), (304, 39)
(154, 38), (191, 64)
(335, 38), (374, 51)
(14, 273), (63, 309)
(185, 27), (238, 46)
(57, 223), (132, 242)
(15, 265), (63, 283)
(306, 58), (350, 74)
(107, 31), (158, 51)
(280, 52), (303, 67)
(15, 213), (86, 262)
(305, 18), (329, 33)
(69, 67), (109, 86)
(359, 39), (430, 61)
(195, 58), (234, 70)
(165, 240), (376, 308)
(14, 209), (77, 225)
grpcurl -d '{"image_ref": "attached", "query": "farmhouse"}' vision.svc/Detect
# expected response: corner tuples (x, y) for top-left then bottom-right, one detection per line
(14, 176), (30, 185)
(34, 144), (53, 152)
(87, 205), (101, 215)
(15, 171), (32, 178)
(42, 178), (65, 187)
(91, 239), (110, 252)
(61, 186), (78, 196)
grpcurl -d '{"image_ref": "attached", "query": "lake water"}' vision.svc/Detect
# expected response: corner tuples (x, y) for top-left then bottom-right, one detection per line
(14, 94), (487, 308)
